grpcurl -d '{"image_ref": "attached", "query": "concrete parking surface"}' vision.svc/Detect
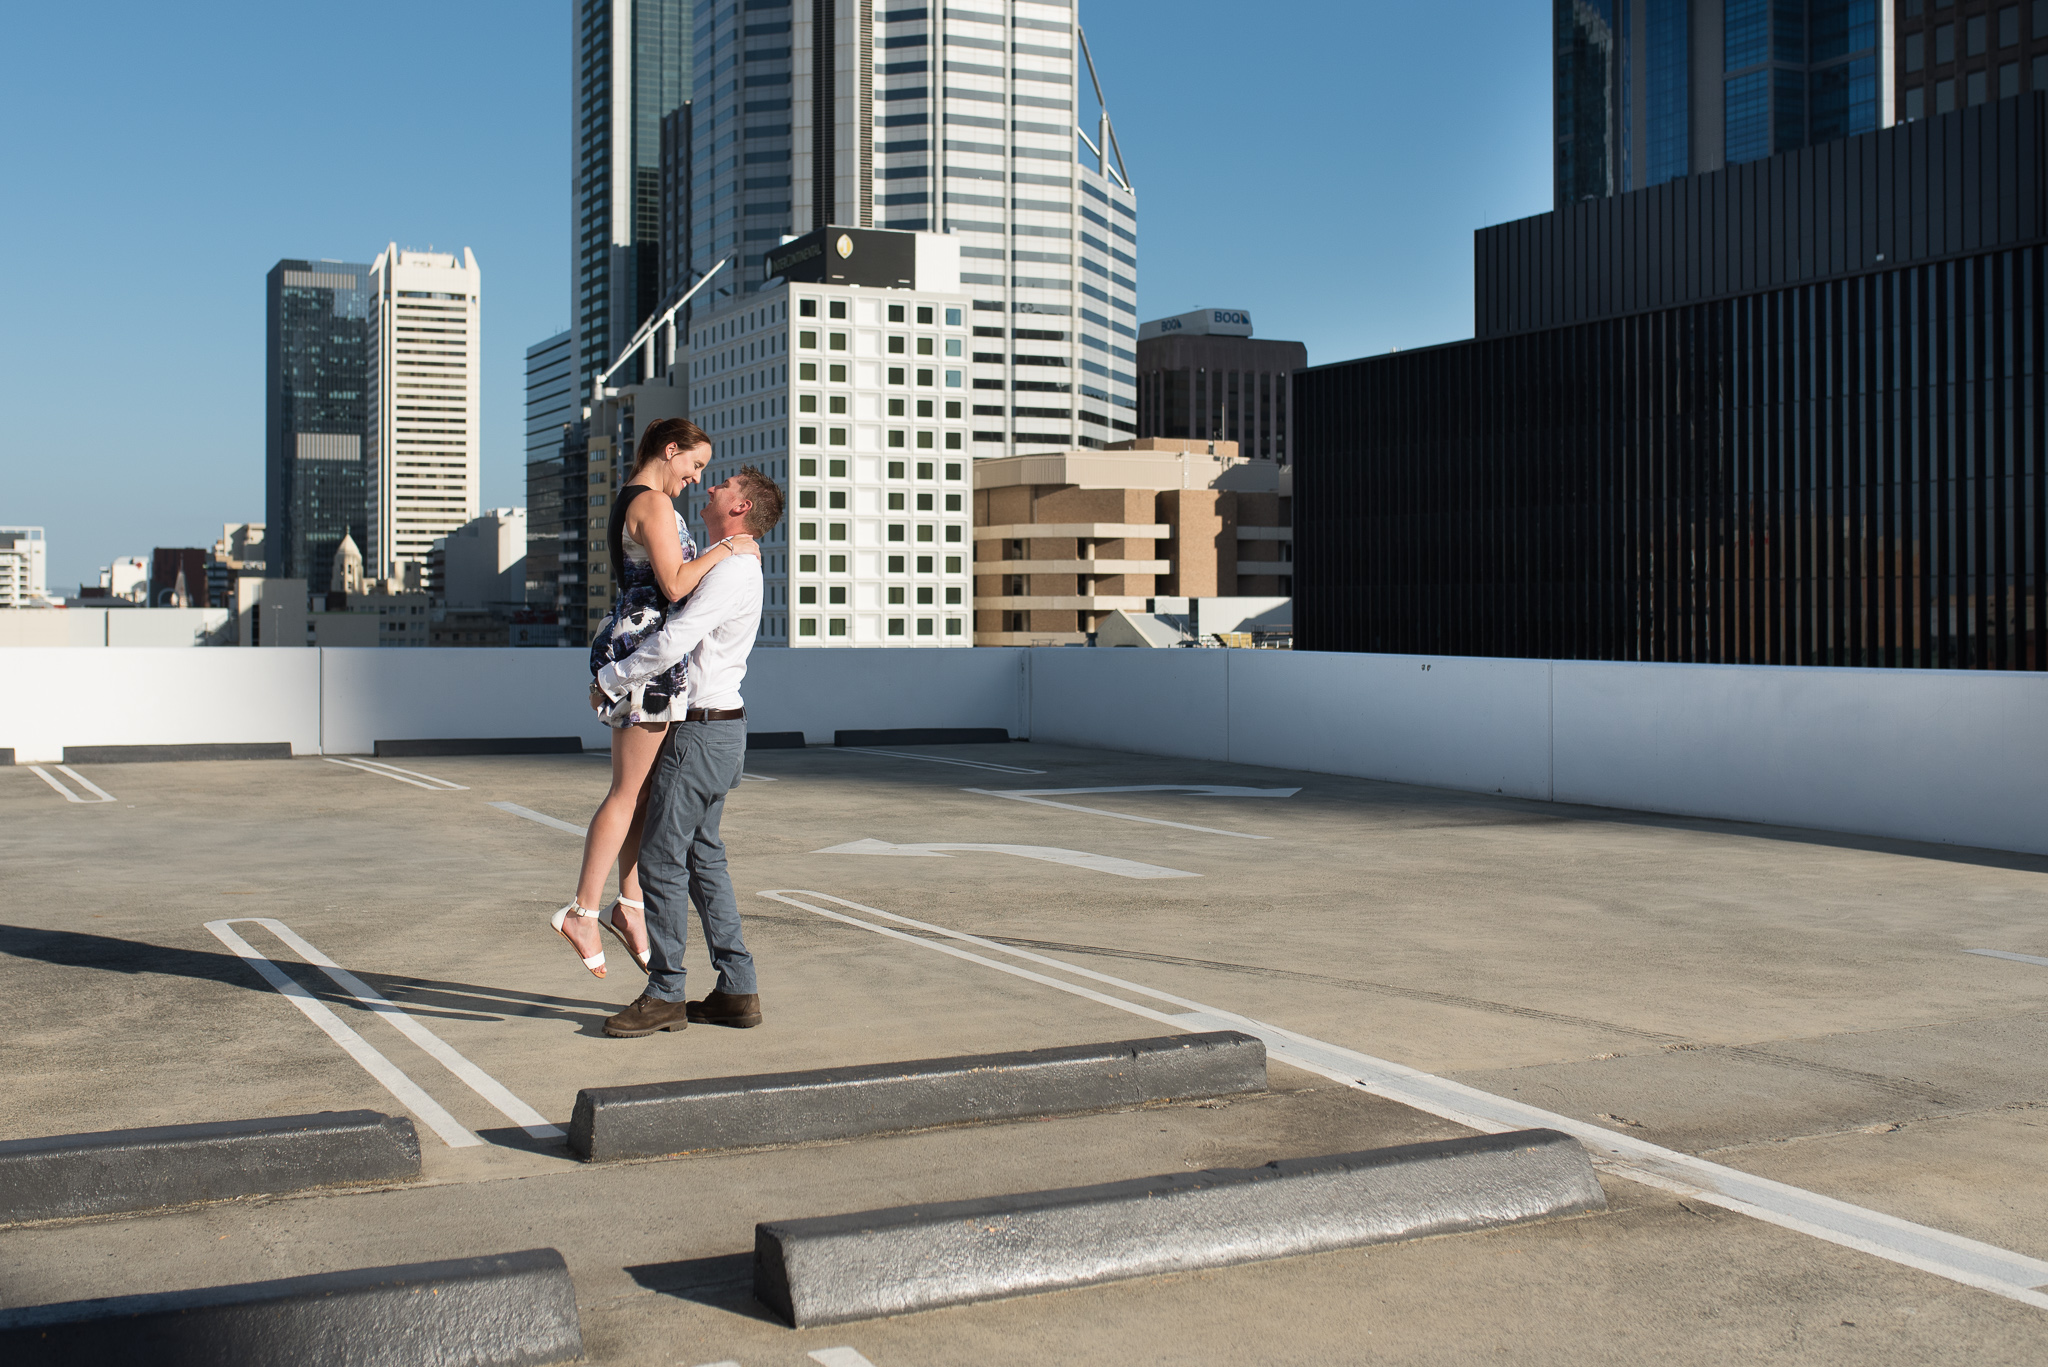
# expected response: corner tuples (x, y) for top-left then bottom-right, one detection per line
(3, 740), (2047, 1364)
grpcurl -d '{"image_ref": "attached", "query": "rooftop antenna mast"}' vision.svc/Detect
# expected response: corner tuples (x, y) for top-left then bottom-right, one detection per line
(1075, 26), (1129, 191)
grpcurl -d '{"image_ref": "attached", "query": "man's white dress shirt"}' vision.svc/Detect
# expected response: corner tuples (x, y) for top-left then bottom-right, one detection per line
(596, 554), (762, 713)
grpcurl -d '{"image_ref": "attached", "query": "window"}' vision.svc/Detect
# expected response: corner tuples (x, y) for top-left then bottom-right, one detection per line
(2002, 60), (2020, 96)
(888, 304), (905, 323)
(945, 307), (962, 325)
(916, 586), (934, 605)
(946, 370), (963, 387)
(798, 586), (817, 604)
(799, 521), (817, 540)
(800, 362), (817, 380)
(945, 464), (962, 480)
(1968, 69), (1987, 102)
(799, 553), (816, 571)
(1967, 14), (1986, 55)
(917, 337), (934, 355)
(887, 618), (906, 636)
(829, 333), (847, 351)
(917, 619), (935, 636)
(916, 493), (934, 511)
(888, 492), (906, 511)
(2036, 54), (2048, 89)
(887, 336), (906, 353)
(799, 618), (817, 636)
(1937, 77), (1956, 111)
(916, 399), (934, 418)
(944, 402), (961, 420)
(888, 555), (905, 572)
(945, 493), (962, 512)
(888, 366), (906, 384)
(1905, 31), (1924, 71)
(828, 491), (846, 509)
(916, 431), (934, 448)
(888, 430), (906, 447)
(829, 427), (848, 445)
(945, 432), (962, 450)
(2039, 0), (2048, 38)
(945, 338), (963, 357)
(916, 461), (934, 478)
(916, 555), (933, 572)
(799, 394), (818, 412)
(825, 395), (846, 415)
(888, 460), (905, 478)
(829, 554), (847, 572)
(829, 363), (846, 382)
(829, 300), (847, 319)
(945, 586), (962, 605)
(888, 398), (906, 416)
(799, 458), (817, 476)
(798, 490), (817, 509)
(828, 523), (847, 541)
(888, 525), (906, 542)
(945, 525), (962, 543)
(1936, 23), (1954, 62)
(828, 586), (846, 605)
(887, 586), (905, 605)
(2001, 5), (2020, 45)
(946, 555), (961, 572)
(945, 618), (963, 637)
(828, 458), (847, 477)
(799, 299), (818, 317)
(917, 368), (934, 386)
(916, 525), (934, 543)
(829, 618), (847, 636)
(799, 330), (817, 348)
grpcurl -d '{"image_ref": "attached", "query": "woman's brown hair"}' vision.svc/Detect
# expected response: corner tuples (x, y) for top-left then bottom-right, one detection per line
(632, 417), (710, 473)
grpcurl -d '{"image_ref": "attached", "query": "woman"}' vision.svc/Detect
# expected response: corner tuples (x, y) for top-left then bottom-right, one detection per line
(550, 417), (758, 977)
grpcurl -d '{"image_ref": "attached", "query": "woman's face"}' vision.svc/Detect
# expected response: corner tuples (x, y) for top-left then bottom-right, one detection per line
(665, 441), (713, 492)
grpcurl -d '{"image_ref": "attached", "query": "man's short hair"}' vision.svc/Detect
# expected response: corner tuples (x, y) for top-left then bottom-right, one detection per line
(733, 466), (785, 538)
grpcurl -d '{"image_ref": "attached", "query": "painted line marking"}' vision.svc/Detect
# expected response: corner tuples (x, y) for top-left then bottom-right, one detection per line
(489, 801), (590, 837)
(836, 746), (1046, 775)
(812, 838), (1198, 880)
(760, 889), (2048, 1312)
(810, 1349), (880, 1367)
(740, 773), (779, 782)
(324, 757), (468, 791)
(27, 766), (115, 804)
(205, 919), (481, 1148)
(1966, 948), (2048, 968)
(965, 784), (1299, 839)
(209, 917), (564, 1142)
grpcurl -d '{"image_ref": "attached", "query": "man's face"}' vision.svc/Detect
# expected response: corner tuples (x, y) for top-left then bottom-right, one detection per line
(703, 475), (753, 527)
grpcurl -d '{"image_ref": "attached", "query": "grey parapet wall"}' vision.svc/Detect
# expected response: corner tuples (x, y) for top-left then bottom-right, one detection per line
(0, 1248), (583, 1367)
(61, 742), (293, 764)
(569, 1031), (1267, 1161)
(755, 1128), (1606, 1326)
(0, 1111), (420, 1225)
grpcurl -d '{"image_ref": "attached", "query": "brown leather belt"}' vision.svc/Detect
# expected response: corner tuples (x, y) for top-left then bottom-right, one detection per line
(683, 706), (746, 721)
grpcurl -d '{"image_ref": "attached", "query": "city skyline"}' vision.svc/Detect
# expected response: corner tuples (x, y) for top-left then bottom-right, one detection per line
(0, 0), (1551, 592)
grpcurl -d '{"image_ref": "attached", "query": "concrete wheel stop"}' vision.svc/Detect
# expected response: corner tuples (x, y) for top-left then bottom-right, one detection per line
(0, 1110), (420, 1225)
(754, 1128), (1606, 1326)
(0, 1247), (583, 1366)
(568, 1030), (1267, 1161)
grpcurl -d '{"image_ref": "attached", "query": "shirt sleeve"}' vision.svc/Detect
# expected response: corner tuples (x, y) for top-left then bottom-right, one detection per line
(594, 559), (742, 699)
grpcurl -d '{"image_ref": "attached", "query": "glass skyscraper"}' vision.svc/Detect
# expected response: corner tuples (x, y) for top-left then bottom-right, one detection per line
(678, 0), (1138, 456)
(265, 259), (372, 585)
(1555, 1), (1891, 207)
(573, 0), (693, 398)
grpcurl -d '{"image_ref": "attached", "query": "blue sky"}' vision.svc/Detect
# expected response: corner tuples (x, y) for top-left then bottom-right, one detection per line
(0, 1), (1550, 592)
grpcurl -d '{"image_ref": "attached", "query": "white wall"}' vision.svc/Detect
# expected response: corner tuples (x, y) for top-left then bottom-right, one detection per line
(0, 608), (231, 648)
(3, 643), (2042, 858)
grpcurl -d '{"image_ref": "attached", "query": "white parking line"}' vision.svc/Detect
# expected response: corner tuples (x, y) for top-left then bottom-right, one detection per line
(324, 757), (468, 791)
(809, 1349), (880, 1367)
(1966, 948), (2048, 968)
(761, 889), (2048, 1313)
(27, 765), (117, 803)
(206, 919), (481, 1148)
(488, 801), (590, 837)
(836, 747), (1046, 775)
(964, 784), (1298, 840)
(812, 838), (1199, 879)
(207, 917), (564, 1144)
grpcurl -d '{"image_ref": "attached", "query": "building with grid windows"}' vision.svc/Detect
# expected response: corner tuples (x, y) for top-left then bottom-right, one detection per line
(524, 330), (576, 639)
(366, 246), (482, 578)
(674, 0), (1137, 459)
(1135, 309), (1305, 463)
(674, 226), (972, 646)
(573, 0), (693, 398)
(1556, 1), (1894, 206)
(1896, 0), (2048, 121)
(265, 259), (372, 585)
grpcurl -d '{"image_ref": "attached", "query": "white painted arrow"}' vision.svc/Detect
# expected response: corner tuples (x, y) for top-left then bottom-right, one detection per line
(962, 783), (1300, 838)
(813, 838), (1198, 880)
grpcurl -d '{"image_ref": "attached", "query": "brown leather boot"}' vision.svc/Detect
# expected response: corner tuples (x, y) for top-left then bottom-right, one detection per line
(686, 988), (762, 1028)
(604, 992), (690, 1038)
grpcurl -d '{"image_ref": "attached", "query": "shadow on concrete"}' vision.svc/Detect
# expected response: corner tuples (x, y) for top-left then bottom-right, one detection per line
(624, 1253), (777, 1323)
(0, 925), (618, 1025)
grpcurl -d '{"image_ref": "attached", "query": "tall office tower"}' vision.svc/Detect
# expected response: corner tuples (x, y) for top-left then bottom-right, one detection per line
(1555, 1), (1893, 206)
(265, 259), (372, 583)
(573, 0), (693, 399)
(1136, 309), (1305, 462)
(366, 245), (483, 577)
(524, 330), (576, 623)
(679, 0), (1137, 458)
(1895, 1), (2048, 122)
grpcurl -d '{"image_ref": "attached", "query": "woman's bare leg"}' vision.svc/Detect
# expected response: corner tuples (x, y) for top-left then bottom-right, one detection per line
(561, 723), (666, 962)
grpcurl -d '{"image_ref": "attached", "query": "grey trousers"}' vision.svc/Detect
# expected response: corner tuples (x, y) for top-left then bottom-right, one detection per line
(638, 718), (755, 1003)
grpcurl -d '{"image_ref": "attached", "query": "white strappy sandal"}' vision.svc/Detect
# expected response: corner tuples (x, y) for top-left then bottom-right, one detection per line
(597, 896), (653, 971)
(550, 902), (606, 978)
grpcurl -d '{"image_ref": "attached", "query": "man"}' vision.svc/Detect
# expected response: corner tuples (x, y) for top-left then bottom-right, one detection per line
(591, 466), (785, 1038)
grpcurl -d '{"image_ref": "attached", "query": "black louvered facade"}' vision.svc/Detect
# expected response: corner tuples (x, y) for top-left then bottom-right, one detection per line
(1295, 97), (2047, 670)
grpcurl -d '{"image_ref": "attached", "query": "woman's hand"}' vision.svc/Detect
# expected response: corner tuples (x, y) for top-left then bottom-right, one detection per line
(724, 534), (762, 560)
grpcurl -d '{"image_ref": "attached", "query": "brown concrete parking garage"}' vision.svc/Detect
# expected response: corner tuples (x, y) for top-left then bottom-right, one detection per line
(3, 740), (2047, 1364)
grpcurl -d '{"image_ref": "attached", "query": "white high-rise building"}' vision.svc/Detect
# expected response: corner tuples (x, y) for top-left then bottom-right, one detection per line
(366, 245), (482, 576)
(0, 526), (49, 607)
(682, 0), (1137, 459)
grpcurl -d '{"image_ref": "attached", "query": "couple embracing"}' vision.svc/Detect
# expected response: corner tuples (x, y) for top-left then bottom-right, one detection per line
(549, 417), (785, 1041)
